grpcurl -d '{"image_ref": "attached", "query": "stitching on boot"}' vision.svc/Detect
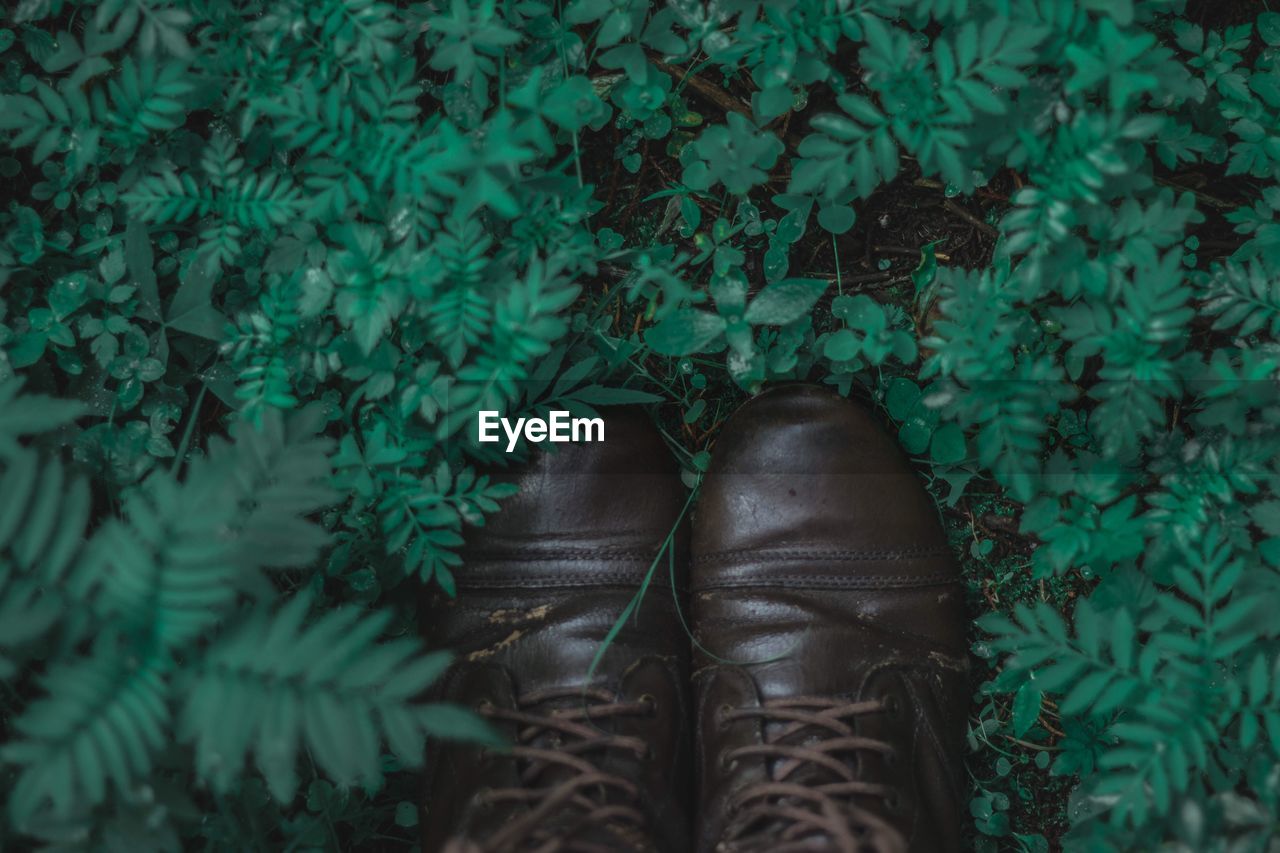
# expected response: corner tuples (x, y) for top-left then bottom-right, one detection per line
(463, 548), (659, 561)
(457, 572), (689, 591)
(692, 545), (952, 564)
(692, 572), (959, 590)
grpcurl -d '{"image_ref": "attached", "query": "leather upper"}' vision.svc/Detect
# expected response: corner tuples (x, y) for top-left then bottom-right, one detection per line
(690, 384), (968, 853)
(420, 410), (693, 853)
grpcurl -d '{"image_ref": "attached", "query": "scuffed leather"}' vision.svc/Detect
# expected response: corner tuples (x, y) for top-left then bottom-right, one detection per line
(691, 384), (968, 853)
(421, 410), (693, 853)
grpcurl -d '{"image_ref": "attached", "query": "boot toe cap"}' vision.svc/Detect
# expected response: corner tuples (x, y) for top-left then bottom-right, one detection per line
(692, 384), (953, 571)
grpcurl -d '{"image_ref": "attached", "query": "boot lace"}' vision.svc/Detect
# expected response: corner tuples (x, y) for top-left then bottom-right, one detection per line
(716, 696), (908, 853)
(463, 686), (658, 853)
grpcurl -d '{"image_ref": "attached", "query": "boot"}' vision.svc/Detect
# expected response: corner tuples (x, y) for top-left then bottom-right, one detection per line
(690, 385), (968, 853)
(420, 410), (693, 853)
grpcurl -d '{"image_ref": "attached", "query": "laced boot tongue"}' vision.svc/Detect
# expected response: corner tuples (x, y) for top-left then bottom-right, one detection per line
(722, 696), (908, 853)
(474, 686), (655, 852)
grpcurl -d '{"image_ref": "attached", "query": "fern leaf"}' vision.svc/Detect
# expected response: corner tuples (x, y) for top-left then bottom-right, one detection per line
(73, 408), (334, 649)
(2, 641), (170, 825)
(102, 54), (194, 145)
(0, 379), (87, 459)
(428, 286), (491, 369)
(1202, 259), (1280, 336)
(0, 576), (60, 679)
(180, 593), (495, 802)
(122, 170), (208, 223)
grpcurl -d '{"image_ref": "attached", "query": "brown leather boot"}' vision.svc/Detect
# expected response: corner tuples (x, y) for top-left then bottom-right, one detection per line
(421, 410), (693, 853)
(690, 385), (968, 853)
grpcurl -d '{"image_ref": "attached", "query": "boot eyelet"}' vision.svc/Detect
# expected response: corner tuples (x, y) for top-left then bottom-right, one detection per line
(885, 791), (904, 814)
(882, 694), (902, 719)
(884, 749), (898, 768)
(719, 751), (738, 772)
(715, 703), (734, 727)
(639, 693), (657, 713)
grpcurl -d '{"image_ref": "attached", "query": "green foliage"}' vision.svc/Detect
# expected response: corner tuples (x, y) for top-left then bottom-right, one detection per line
(4, 0), (1280, 848)
(0, 393), (492, 845)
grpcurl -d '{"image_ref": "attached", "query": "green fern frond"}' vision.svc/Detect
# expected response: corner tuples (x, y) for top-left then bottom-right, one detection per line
(0, 451), (91, 582)
(980, 599), (1157, 720)
(0, 452), (81, 676)
(0, 379), (86, 459)
(211, 407), (337, 565)
(379, 460), (517, 591)
(1203, 260), (1280, 337)
(180, 592), (496, 802)
(0, 575), (60, 680)
(73, 409), (334, 649)
(122, 170), (207, 223)
(101, 54), (193, 145)
(429, 287), (491, 369)
(2, 640), (170, 825)
(256, 78), (360, 159)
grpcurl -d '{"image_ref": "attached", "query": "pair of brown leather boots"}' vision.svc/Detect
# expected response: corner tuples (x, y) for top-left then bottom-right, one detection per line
(421, 385), (968, 853)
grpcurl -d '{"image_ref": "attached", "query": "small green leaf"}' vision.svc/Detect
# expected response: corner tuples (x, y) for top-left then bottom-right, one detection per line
(884, 378), (921, 420)
(912, 240), (942, 295)
(824, 328), (860, 361)
(930, 423), (966, 465)
(970, 797), (993, 819)
(899, 415), (933, 455)
(167, 262), (225, 340)
(817, 203), (856, 234)
(1260, 12), (1280, 46)
(644, 309), (727, 356)
(743, 278), (829, 325)
(125, 218), (161, 323)
(754, 84), (793, 121)
(570, 386), (663, 405)
(1011, 681), (1043, 737)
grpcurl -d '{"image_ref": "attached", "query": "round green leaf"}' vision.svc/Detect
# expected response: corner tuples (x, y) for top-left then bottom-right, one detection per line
(1260, 12), (1280, 46)
(755, 84), (794, 121)
(884, 377), (921, 420)
(743, 278), (829, 325)
(824, 328), (860, 361)
(970, 797), (993, 819)
(930, 422), (966, 465)
(643, 309), (727, 356)
(683, 398), (707, 423)
(817, 203), (856, 234)
(898, 415), (932, 455)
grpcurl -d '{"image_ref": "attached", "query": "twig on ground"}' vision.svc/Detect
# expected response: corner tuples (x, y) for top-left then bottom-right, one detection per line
(651, 59), (805, 150)
(943, 199), (999, 239)
(1155, 176), (1236, 210)
(874, 244), (953, 261)
(811, 270), (907, 290)
(1003, 734), (1062, 752)
(651, 59), (750, 120)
